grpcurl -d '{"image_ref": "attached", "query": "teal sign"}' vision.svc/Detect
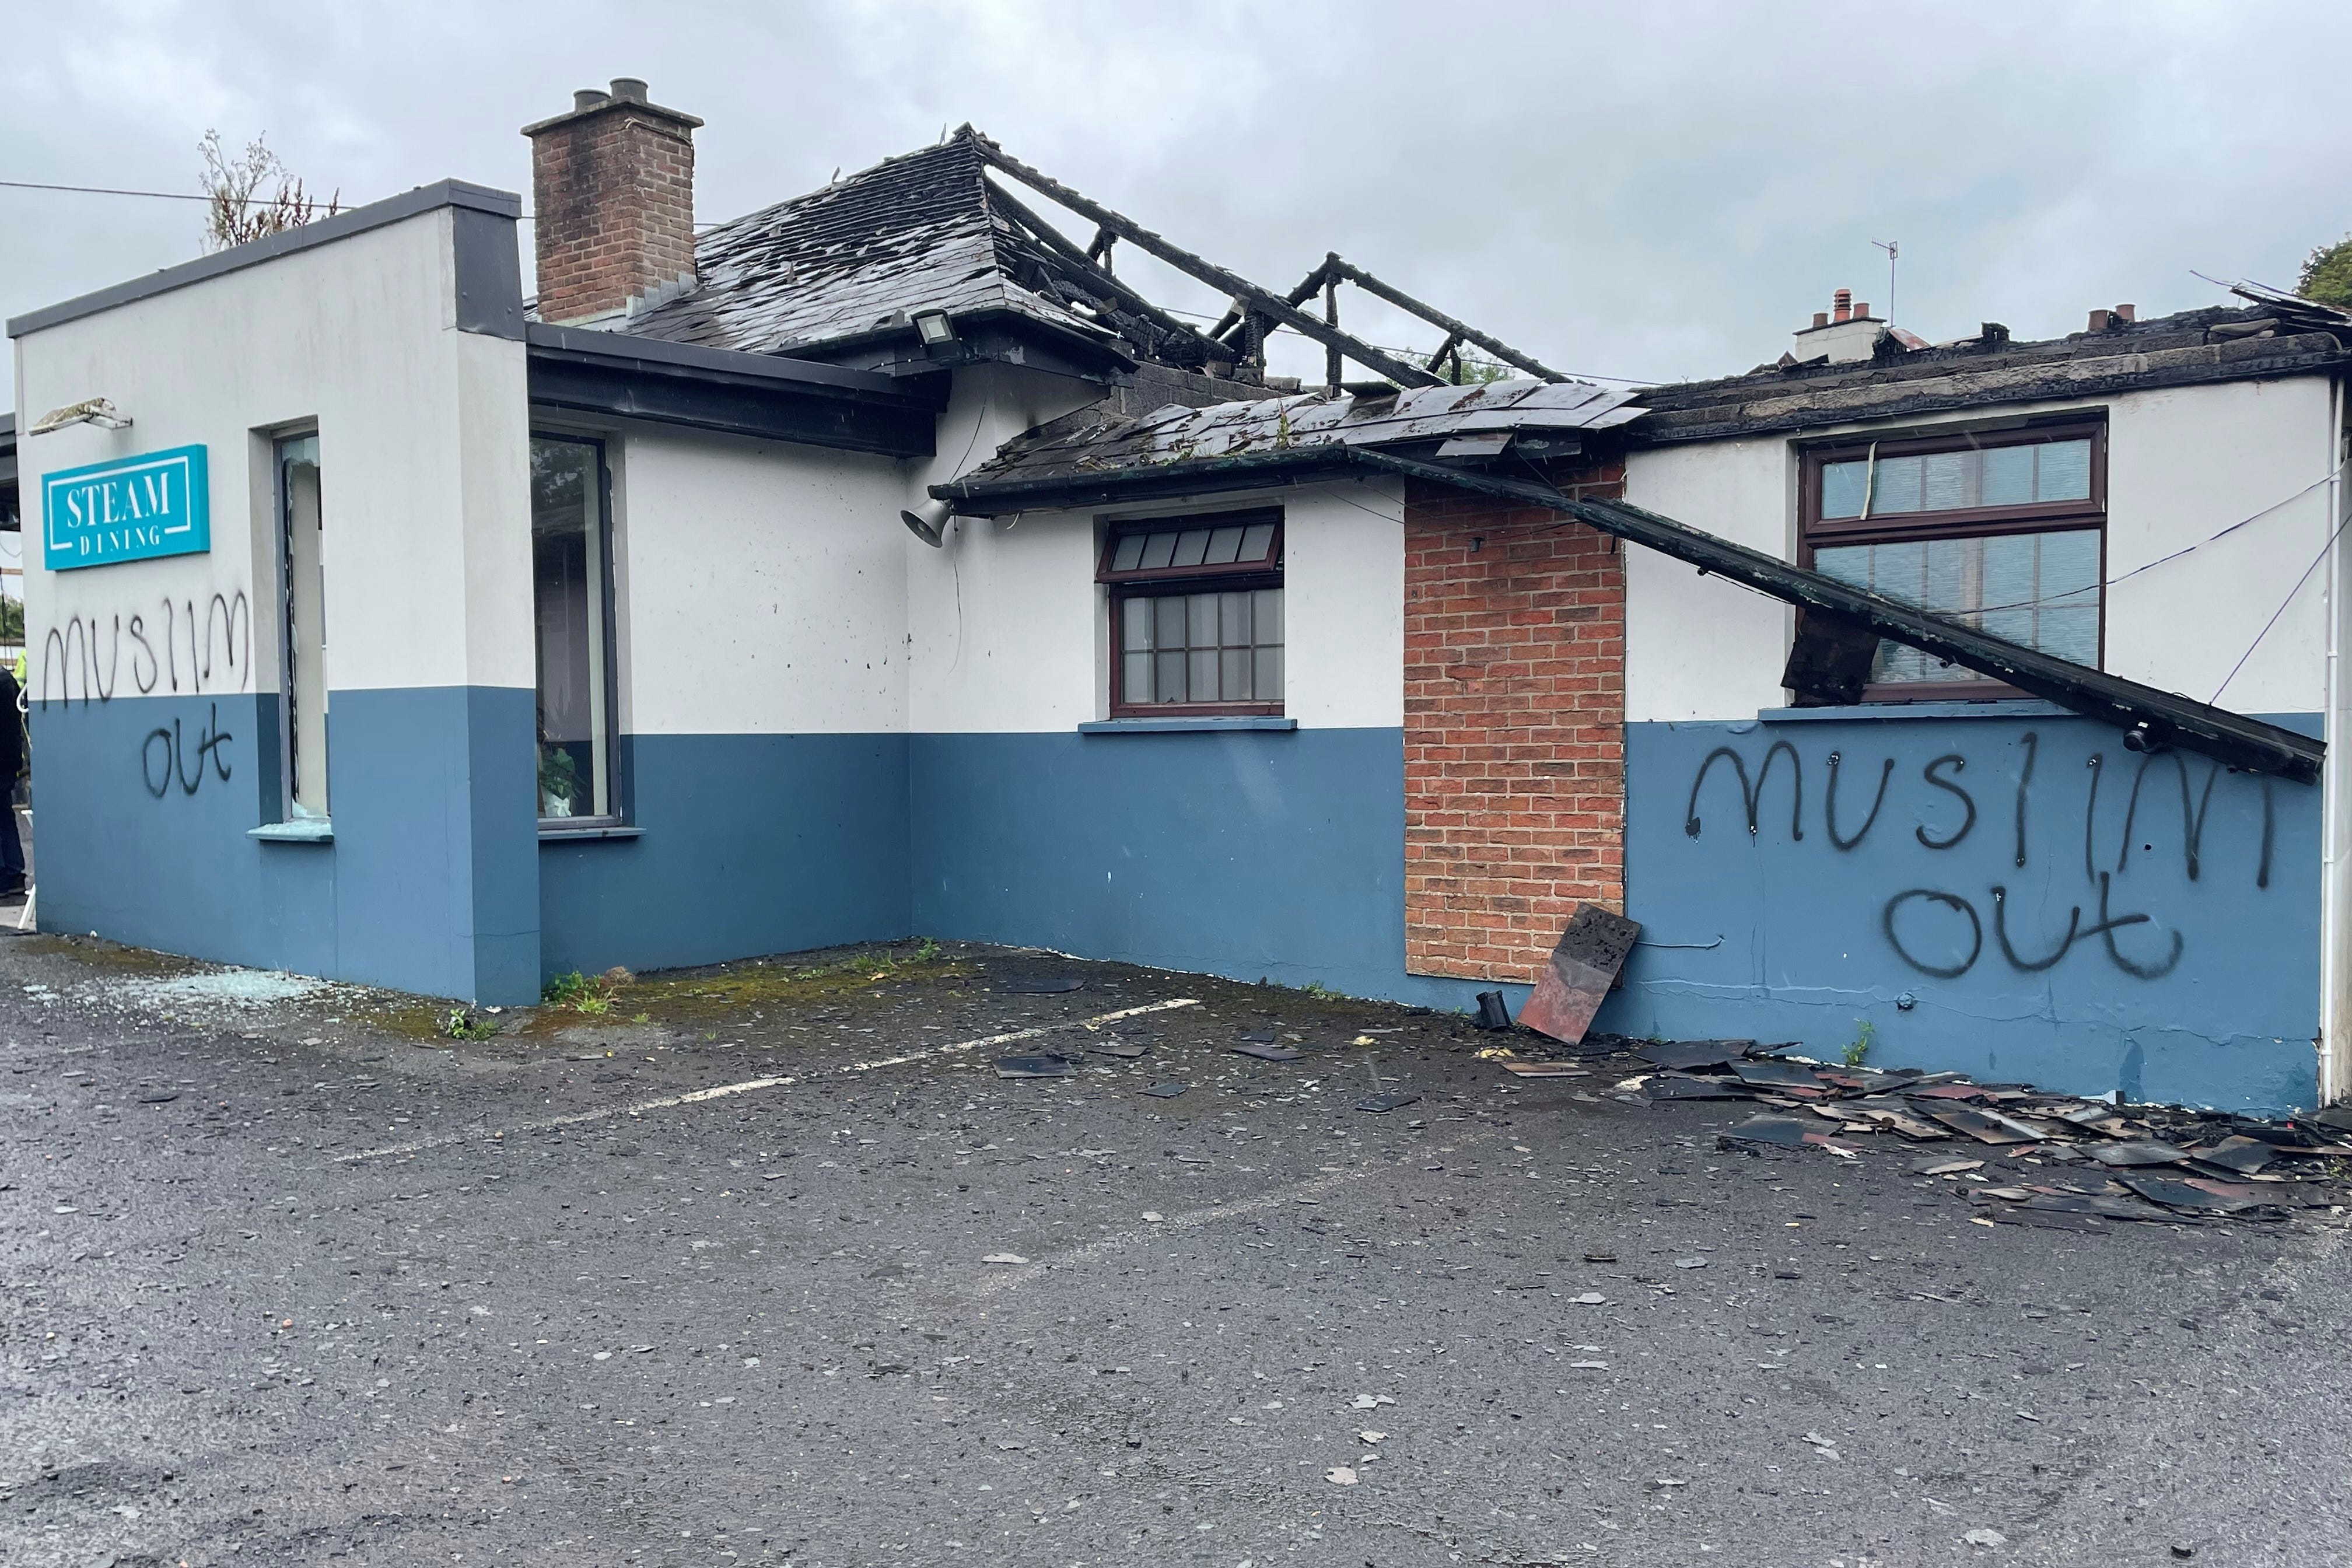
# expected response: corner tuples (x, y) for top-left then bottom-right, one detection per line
(43, 444), (211, 570)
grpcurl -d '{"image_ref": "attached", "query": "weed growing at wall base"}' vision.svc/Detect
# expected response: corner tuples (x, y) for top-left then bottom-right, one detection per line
(439, 1008), (498, 1041)
(544, 967), (632, 1016)
(1844, 1019), (1876, 1068)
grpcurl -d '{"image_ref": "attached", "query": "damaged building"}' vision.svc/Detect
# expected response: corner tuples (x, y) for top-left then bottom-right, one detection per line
(8, 80), (2350, 1114)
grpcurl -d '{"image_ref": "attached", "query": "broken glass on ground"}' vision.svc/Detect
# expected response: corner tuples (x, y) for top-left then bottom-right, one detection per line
(995, 1055), (1076, 1079)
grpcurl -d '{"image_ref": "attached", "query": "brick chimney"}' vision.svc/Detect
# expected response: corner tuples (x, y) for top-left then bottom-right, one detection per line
(523, 78), (704, 326)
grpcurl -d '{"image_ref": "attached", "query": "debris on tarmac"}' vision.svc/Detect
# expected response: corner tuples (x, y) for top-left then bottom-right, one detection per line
(1231, 1040), (1304, 1062)
(995, 1054), (1075, 1079)
(1607, 1037), (2352, 1227)
(1499, 1059), (1588, 1077)
(1141, 1082), (1189, 1098)
(1519, 905), (1642, 1045)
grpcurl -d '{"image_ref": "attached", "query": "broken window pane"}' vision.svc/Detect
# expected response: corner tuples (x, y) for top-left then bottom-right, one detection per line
(1814, 527), (2101, 685)
(531, 435), (613, 820)
(1819, 433), (2095, 520)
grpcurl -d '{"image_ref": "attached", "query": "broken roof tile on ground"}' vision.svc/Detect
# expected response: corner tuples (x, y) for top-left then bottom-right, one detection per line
(1570, 1038), (2352, 1228)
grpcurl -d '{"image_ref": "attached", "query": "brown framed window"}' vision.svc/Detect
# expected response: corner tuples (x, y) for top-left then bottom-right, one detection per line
(1799, 419), (2105, 698)
(1100, 508), (1284, 716)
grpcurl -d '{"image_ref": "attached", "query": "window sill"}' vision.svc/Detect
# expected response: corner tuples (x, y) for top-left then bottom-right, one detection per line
(1759, 699), (2068, 724)
(1079, 717), (1298, 735)
(538, 824), (644, 842)
(249, 820), (334, 844)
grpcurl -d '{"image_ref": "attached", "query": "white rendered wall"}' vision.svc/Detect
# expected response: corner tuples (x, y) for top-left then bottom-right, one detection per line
(14, 208), (532, 698)
(2105, 377), (2335, 714)
(1622, 437), (1793, 722)
(1622, 378), (2343, 723)
(905, 477), (1405, 734)
(608, 423), (912, 736)
(1281, 480), (1405, 730)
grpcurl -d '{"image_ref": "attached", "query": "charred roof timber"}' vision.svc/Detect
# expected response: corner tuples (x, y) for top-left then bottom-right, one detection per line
(961, 131), (1447, 391)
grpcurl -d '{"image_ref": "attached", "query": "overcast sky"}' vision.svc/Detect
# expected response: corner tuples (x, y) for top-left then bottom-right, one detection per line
(6, 0), (2348, 399)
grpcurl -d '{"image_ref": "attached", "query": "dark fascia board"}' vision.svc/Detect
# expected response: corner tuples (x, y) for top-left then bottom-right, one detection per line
(527, 322), (936, 404)
(936, 445), (2323, 783)
(751, 305), (1135, 383)
(1626, 332), (2352, 447)
(938, 447), (1359, 513)
(527, 324), (941, 457)
(8, 180), (523, 340)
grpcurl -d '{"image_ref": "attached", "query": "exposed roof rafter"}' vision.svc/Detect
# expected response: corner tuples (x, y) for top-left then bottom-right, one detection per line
(962, 130), (1444, 390)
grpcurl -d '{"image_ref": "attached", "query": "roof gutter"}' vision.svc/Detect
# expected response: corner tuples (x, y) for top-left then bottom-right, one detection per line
(935, 446), (2323, 785)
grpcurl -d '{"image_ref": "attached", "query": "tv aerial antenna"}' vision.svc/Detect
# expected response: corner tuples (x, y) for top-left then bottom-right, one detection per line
(1872, 239), (1899, 324)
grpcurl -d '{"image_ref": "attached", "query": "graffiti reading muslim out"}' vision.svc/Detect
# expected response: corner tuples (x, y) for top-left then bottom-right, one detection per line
(1684, 732), (2283, 983)
(37, 592), (251, 707)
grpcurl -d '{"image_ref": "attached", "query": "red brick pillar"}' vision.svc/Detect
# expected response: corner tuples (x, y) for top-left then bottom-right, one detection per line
(1402, 463), (1627, 981)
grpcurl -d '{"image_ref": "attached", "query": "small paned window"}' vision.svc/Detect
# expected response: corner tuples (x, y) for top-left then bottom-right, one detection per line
(1100, 509), (1283, 716)
(1801, 422), (2105, 698)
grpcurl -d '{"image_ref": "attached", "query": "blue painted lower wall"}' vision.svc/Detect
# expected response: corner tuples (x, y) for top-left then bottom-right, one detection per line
(30, 685), (540, 1005)
(36, 692), (2329, 1110)
(909, 727), (1482, 1012)
(538, 733), (909, 977)
(1608, 713), (2323, 1114)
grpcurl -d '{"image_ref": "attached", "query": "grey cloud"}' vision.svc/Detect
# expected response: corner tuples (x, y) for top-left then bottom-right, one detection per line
(5, 0), (2346, 394)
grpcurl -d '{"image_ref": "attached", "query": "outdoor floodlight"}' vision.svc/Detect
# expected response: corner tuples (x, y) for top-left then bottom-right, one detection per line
(912, 309), (957, 346)
(29, 397), (133, 436)
(901, 495), (956, 547)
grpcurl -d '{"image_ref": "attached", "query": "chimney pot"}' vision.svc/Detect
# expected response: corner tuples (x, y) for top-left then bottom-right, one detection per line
(1854, 303), (1870, 320)
(1812, 311), (1829, 330)
(2115, 303), (2136, 323)
(524, 80), (704, 325)
(2088, 308), (2110, 333)
(1832, 287), (1852, 324)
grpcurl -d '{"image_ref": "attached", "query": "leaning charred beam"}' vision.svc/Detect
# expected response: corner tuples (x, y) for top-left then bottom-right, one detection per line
(1320, 255), (1570, 383)
(935, 445), (2322, 783)
(966, 135), (1444, 390)
(1349, 452), (2322, 785)
(981, 180), (1227, 366)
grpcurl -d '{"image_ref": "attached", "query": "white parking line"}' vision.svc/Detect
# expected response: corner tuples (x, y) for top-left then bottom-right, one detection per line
(333, 998), (1200, 1165)
(963, 1131), (1507, 1297)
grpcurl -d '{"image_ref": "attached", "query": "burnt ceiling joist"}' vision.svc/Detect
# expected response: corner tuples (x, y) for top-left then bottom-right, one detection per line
(979, 177), (1230, 369)
(965, 132), (1447, 391)
(1273, 253), (1572, 385)
(935, 446), (2323, 784)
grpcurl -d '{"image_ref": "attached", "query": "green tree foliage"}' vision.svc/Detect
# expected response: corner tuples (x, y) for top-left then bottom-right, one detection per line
(2299, 235), (2352, 309)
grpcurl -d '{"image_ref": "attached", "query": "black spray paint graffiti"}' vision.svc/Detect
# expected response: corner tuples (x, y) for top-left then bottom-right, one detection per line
(39, 592), (251, 708)
(1685, 732), (2281, 982)
(141, 703), (234, 798)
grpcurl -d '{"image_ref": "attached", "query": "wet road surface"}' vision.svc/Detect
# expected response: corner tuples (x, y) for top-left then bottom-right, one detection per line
(3, 936), (2347, 1566)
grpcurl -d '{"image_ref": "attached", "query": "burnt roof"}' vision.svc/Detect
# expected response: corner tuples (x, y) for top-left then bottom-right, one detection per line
(1632, 301), (2352, 444)
(612, 129), (1220, 372)
(958, 377), (1643, 494)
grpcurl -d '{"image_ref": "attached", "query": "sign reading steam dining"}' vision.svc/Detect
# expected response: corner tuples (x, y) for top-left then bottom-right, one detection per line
(42, 445), (211, 569)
